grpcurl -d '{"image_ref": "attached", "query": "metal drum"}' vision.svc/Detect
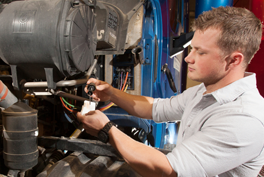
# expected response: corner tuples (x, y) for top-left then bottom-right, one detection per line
(2, 101), (38, 171)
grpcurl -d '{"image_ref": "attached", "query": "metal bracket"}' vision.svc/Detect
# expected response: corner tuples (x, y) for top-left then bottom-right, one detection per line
(80, 0), (96, 8)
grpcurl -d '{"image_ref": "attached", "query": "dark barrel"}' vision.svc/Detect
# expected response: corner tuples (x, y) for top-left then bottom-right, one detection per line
(2, 101), (38, 170)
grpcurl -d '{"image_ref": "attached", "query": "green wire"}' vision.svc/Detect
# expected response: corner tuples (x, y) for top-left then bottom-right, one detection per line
(62, 97), (75, 108)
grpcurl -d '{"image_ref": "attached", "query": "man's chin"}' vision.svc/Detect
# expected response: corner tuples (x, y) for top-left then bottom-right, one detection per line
(188, 75), (202, 83)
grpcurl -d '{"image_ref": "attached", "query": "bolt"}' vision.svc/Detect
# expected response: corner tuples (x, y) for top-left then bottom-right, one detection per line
(145, 58), (150, 63)
(146, 44), (150, 50)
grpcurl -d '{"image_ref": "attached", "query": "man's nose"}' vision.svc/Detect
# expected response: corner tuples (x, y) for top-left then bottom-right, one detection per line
(184, 52), (194, 64)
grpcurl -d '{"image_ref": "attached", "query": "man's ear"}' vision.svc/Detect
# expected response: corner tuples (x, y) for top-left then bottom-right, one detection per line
(226, 52), (244, 70)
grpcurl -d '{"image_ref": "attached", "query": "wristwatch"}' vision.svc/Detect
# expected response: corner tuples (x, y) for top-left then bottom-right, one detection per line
(97, 121), (116, 143)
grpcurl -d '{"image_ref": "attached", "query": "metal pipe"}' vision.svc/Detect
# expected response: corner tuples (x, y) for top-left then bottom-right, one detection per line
(23, 79), (88, 88)
(54, 91), (90, 102)
(86, 56), (98, 79)
(23, 82), (48, 88)
(56, 79), (88, 87)
(23, 58), (98, 88)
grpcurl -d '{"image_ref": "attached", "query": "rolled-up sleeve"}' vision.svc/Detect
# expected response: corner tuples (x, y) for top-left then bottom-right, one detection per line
(166, 114), (264, 177)
(152, 85), (202, 123)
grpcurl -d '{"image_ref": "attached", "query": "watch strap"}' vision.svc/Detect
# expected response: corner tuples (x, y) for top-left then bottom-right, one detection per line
(101, 121), (116, 133)
(97, 121), (117, 143)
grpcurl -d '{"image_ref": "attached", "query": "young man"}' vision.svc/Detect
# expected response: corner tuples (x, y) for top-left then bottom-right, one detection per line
(77, 6), (264, 177)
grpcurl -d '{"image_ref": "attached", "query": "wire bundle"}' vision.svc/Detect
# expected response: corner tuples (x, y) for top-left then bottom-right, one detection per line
(59, 71), (129, 113)
(60, 97), (76, 113)
(99, 72), (129, 111)
(99, 84), (128, 111)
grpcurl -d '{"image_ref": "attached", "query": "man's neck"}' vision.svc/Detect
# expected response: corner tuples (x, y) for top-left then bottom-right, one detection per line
(204, 71), (245, 94)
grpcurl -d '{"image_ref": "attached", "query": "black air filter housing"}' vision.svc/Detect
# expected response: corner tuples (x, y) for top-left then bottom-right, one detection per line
(2, 101), (38, 171)
(0, 0), (97, 89)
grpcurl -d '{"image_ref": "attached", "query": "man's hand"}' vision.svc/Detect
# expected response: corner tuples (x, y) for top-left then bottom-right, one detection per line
(85, 78), (154, 120)
(76, 110), (110, 137)
(85, 78), (114, 102)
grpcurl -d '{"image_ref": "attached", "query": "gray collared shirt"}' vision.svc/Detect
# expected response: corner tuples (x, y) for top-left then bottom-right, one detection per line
(153, 73), (264, 177)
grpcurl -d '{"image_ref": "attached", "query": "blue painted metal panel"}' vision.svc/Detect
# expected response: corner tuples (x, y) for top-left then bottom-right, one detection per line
(107, 0), (185, 149)
(140, 0), (165, 148)
(195, 0), (234, 18)
(141, 0), (163, 98)
(107, 0), (164, 148)
(144, 0), (187, 148)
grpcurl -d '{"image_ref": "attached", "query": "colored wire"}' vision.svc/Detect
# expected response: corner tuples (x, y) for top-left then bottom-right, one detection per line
(60, 71), (129, 112)
(123, 83), (129, 92)
(121, 72), (129, 91)
(120, 72), (123, 90)
(99, 72), (129, 111)
(62, 97), (75, 108)
(100, 84), (128, 112)
(100, 103), (115, 112)
(64, 111), (73, 123)
(60, 97), (74, 112)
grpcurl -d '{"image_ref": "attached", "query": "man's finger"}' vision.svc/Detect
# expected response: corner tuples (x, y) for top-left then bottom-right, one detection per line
(87, 78), (99, 85)
(76, 112), (84, 122)
(90, 95), (100, 102)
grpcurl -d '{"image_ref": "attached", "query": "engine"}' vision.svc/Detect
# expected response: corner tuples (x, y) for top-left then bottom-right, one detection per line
(0, 0), (184, 176)
(0, 0), (144, 89)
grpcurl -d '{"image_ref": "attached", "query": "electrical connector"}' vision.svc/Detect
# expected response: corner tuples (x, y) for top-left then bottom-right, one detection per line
(81, 100), (96, 115)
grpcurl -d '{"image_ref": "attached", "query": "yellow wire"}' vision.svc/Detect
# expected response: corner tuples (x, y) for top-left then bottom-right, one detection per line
(101, 84), (128, 112)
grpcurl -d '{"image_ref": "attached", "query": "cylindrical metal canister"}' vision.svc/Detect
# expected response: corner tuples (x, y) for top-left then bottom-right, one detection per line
(0, 80), (18, 108)
(2, 101), (38, 171)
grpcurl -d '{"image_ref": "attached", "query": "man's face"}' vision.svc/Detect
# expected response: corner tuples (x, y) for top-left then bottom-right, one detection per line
(185, 28), (228, 86)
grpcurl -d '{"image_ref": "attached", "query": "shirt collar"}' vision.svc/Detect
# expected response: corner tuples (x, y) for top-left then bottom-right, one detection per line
(203, 72), (257, 105)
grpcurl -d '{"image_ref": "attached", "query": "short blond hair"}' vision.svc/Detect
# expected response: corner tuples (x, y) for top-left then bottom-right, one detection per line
(192, 6), (262, 65)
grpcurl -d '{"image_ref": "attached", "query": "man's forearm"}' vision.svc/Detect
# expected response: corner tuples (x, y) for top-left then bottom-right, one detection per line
(108, 126), (177, 177)
(110, 87), (154, 119)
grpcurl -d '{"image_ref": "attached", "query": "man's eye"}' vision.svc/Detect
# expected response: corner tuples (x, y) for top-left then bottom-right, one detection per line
(198, 51), (205, 55)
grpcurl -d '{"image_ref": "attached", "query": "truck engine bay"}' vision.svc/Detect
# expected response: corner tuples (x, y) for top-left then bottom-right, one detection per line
(0, 0), (187, 176)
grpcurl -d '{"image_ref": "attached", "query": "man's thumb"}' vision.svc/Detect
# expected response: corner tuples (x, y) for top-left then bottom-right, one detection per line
(96, 84), (107, 91)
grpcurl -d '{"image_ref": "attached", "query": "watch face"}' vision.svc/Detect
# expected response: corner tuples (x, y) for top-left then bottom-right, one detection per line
(98, 130), (109, 143)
